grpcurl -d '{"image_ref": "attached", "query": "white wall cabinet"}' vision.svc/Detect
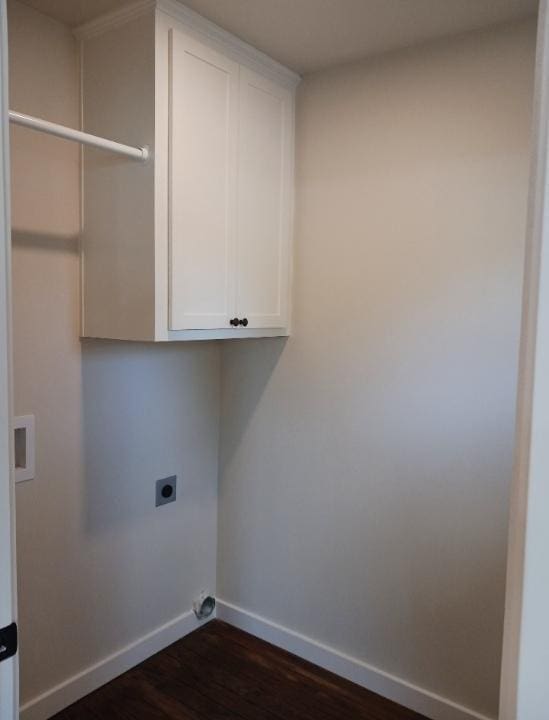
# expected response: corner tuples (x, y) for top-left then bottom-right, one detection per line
(78, 0), (299, 341)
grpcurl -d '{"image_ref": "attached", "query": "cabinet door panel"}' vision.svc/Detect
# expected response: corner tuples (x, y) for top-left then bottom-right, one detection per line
(169, 29), (237, 330)
(237, 67), (292, 329)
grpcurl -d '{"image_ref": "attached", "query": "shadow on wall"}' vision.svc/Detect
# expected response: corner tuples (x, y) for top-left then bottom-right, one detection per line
(12, 229), (80, 254)
(219, 336), (287, 471)
(80, 338), (220, 533)
(78, 338), (221, 651)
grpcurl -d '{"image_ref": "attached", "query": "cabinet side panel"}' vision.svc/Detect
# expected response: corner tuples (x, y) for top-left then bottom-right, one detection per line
(81, 13), (156, 341)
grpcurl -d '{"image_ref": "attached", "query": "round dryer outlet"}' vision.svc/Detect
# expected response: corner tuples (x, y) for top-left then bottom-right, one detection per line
(193, 592), (216, 620)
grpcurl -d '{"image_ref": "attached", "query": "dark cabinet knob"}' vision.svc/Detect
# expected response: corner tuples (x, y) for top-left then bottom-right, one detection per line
(230, 318), (239, 327)
(239, 318), (249, 327)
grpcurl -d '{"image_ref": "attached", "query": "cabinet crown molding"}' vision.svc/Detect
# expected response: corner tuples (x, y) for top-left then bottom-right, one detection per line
(74, 0), (155, 39)
(75, 0), (301, 89)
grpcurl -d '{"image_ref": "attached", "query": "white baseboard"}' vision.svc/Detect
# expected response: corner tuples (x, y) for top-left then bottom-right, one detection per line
(19, 608), (212, 720)
(19, 601), (494, 720)
(216, 599), (493, 720)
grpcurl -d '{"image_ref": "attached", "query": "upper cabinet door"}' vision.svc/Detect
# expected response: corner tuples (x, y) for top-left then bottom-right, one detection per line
(237, 67), (293, 329)
(168, 29), (238, 330)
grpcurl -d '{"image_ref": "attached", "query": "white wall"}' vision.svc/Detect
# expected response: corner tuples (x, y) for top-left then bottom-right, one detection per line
(8, 0), (220, 705)
(218, 20), (535, 719)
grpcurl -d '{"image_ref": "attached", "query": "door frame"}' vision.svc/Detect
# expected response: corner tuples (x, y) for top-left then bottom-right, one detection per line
(500, 1), (549, 717)
(0, 0), (18, 717)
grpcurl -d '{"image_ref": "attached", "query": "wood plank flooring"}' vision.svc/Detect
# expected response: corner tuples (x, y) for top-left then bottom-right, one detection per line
(52, 620), (428, 720)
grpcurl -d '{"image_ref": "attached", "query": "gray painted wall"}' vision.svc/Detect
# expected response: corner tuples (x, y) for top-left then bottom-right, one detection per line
(9, 1), (220, 704)
(218, 21), (535, 718)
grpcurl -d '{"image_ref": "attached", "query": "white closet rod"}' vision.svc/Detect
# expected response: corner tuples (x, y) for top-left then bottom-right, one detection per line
(8, 110), (149, 161)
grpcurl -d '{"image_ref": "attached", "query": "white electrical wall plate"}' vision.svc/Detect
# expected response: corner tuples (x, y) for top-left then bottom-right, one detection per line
(13, 414), (35, 483)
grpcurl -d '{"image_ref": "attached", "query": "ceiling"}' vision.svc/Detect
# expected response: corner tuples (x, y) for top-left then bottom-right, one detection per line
(17, 0), (539, 74)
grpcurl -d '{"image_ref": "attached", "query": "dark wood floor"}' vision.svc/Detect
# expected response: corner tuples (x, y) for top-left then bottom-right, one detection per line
(52, 620), (428, 720)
